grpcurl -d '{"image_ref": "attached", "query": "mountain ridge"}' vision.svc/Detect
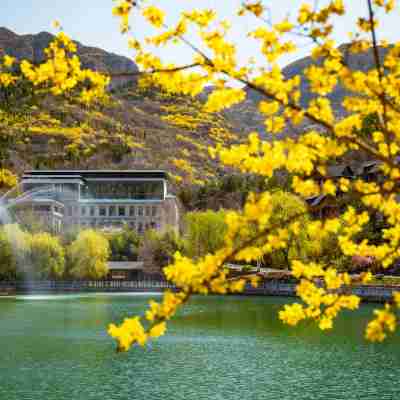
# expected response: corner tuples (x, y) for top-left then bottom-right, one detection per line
(0, 27), (138, 88)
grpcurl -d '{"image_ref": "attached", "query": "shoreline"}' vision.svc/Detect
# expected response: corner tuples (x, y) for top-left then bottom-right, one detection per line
(1, 280), (399, 303)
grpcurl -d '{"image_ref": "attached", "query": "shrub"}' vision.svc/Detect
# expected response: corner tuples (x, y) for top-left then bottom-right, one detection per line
(139, 229), (184, 273)
(184, 210), (227, 259)
(262, 191), (313, 269)
(107, 226), (140, 261)
(67, 229), (110, 279)
(30, 232), (65, 279)
(0, 227), (17, 279)
(0, 224), (31, 280)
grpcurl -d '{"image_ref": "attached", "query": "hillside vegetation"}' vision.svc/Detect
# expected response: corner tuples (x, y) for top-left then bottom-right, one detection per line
(0, 85), (243, 187)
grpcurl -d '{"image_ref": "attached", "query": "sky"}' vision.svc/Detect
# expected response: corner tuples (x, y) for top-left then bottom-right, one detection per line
(1, 0), (400, 70)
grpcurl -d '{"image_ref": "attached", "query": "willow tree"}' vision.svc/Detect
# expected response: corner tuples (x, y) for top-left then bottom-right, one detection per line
(68, 230), (110, 279)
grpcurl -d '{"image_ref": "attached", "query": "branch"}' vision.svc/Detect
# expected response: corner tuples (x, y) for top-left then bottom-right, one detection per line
(109, 63), (201, 78)
(366, 0), (391, 139)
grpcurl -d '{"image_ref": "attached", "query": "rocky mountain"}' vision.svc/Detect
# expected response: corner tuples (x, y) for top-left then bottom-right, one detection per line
(0, 27), (389, 188)
(0, 27), (138, 88)
(0, 28), (249, 188)
(225, 44), (389, 138)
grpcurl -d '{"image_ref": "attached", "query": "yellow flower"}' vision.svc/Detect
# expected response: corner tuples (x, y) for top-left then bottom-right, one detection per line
(365, 306), (396, 342)
(319, 316), (333, 330)
(149, 322), (167, 338)
(52, 20), (61, 29)
(239, 1), (264, 17)
(3, 55), (15, 68)
(204, 88), (246, 113)
(279, 303), (306, 326)
(142, 6), (165, 28)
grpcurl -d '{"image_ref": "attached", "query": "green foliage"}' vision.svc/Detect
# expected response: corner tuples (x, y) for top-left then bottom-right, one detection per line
(139, 228), (184, 272)
(0, 226), (19, 279)
(67, 229), (110, 279)
(16, 209), (51, 234)
(262, 192), (315, 269)
(30, 232), (65, 279)
(0, 225), (67, 280)
(107, 226), (140, 261)
(0, 75), (38, 114)
(1, 224), (31, 279)
(184, 210), (227, 258)
(356, 113), (380, 140)
(266, 192), (349, 271)
(178, 173), (288, 211)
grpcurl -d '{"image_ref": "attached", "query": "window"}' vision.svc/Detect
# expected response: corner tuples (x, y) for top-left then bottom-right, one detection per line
(119, 206), (126, 216)
(138, 206), (143, 216)
(81, 180), (164, 200)
(81, 206), (87, 216)
(145, 206), (150, 217)
(129, 206), (135, 216)
(90, 206), (95, 217)
(34, 205), (48, 212)
(99, 207), (106, 216)
(109, 206), (116, 217)
(151, 206), (157, 217)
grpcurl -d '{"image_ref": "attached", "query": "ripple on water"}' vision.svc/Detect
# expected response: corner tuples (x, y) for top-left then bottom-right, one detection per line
(14, 292), (163, 301)
(0, 295), (400, 400)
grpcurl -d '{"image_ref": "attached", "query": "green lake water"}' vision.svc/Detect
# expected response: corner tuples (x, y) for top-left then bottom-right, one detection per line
(0, 293), (400, 400)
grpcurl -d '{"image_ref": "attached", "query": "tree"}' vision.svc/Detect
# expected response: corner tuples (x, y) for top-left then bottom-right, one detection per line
(139, 228), (184, 274)
(263, 191), (314, 269)
(107, 0), (400, 350)
(30, 232), (65, 279)
(0, 224), (31, 280)
(184, 210), (227, 258)
(0, 227), (18, 280)
(107, 226), (140, 261)
(67, 229), (110, 279)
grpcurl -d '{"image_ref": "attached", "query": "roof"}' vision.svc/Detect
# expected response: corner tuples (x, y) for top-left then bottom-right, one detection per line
(22, 174), (86, 181)
(326, 165), (355, 178)
(306, 194), (327, 207)
(108, 261), (144, 270)
(23, 170), (168, 180)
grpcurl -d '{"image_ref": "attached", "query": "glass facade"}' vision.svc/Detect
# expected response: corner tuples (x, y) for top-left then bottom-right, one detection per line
(23, 182), (79, 201)
(21, 172), (173, 235)
(80, 181), (164, 200)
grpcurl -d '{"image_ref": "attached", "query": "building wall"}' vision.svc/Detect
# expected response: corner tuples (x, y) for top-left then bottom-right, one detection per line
(64, 201), (166, 233)
(20, 173), (179, 235)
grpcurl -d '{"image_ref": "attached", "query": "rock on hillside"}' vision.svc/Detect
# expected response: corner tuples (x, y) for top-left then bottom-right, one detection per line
(0, 27), (138, 88)
(224, 44), (389, 138)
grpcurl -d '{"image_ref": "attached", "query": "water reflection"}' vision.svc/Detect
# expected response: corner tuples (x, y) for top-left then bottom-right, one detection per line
(0, 294), (399, 400)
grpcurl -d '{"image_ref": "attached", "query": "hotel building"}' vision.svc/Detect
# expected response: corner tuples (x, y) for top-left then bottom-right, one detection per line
(19, 170), (179, 234)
